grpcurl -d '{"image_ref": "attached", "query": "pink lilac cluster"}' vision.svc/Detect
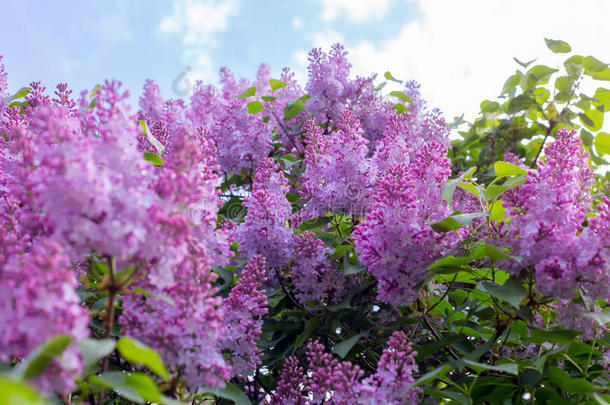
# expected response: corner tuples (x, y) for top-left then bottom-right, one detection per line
(0, 240), (89, 395)
(213, 100), (272, 174)
(222, 255), (269, 376)
(266, 331), (420, 404)
(354, 141), (455, 306)
(304, 45), (390, 151)
(291, 231), (347, 305)
(301, 111), (376, 217)
(500, 129), (608, 301)
(236, 158), (294, 269)
(0, 61), (232, 392)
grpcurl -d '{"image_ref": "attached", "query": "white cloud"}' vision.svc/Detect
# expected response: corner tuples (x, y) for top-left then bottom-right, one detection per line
(312, 0), (610, 123)
(292, 17), (303, 29)
(320, 0), (394, 22)
(159, 0), (238, 83)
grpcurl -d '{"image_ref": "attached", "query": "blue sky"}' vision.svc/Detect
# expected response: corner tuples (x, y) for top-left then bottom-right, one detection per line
(2, 1), (610, 121)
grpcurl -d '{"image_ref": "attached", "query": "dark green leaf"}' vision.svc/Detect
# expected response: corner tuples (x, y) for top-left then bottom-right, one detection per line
(261, 96), (276, 102)
(204, 382), (252, 405)
(298, 216), (330, 231)
(89, 371), (163, 404)
(332, 333), (365, 359)
(513, 57), (537, 68)
(548, 366), (599, 394)
(410, 365), (451, 387)
(463, 359), (518, 375)
(476, 278), (525, 308)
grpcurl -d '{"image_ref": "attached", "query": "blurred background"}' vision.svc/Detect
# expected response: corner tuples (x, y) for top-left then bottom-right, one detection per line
(2, 0), (610, 121)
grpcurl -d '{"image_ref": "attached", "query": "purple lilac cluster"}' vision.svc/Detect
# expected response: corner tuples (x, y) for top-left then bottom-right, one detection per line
(222, 255), (269, 376)
(501, 129), (607, 300)
(301, 111), (376, 216)
(236, 158), (294, 270)
(291, 231), (347, 305)
(267, 331), (420, 404)
(353, 123), (454, 306)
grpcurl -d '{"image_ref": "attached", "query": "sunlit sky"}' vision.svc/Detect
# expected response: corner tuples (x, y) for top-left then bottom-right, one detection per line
(2, 0), (610, 122)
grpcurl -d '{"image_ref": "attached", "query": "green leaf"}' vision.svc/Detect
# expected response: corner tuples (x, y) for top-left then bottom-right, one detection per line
(594, 132), (610, 155)
(13, 335), (73, 380)
(564, 55), (584, 78)
(471, 244), (508, 264)
(494, 161), (527, 179)
(513, 57), (537, 68)
(283, 99), (305, 120)
(247, 100), (264, 114)
(476, 278), (525, 308)
(429, 255), (472, 270)
(548, 366), (599, 394)
(332, 333), (365, 359)
(269, 79), (288, 91)
(484, 185), (510, 202)
(389, 91), (412, 103)
(591, 68), (610, 81)
(0, 378), (45, 405)
(79, 338), (116, 375)
(410, 365), (451, 387)
(294, 318), (320, 351)
(343, 252), (366, 275)
(261, 95), (276, 102)
(116, 337), (169, 379)
(4, 86), (30, 103)
(490, 200), (506, 222)
(236, 86), (256, 100)
(507, 94), (535, 113)
(580, 109), (603, 131)
(143, 152), (164, 166)
(442, 166), (476, 205)
(89, 371), (163, 404)
(430, 212), (485, 233)
(463, 359), (518, 375)
(584, 56), (608, 73)
(205, 382), (252, 405)
(393, 103), (409, 114)
(501, 72), (522, 95)
(545, 38), (571, 53)
(298, 216), (330, 231)
(526, 328), (580, 344)
(384, 71), (402, 83)
(529, 65), (559, 83)
(555, 76), (574, 93)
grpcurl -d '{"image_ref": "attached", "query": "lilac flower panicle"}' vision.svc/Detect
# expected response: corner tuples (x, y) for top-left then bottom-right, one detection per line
(222, 255), (269, 376)
(302, 111), (376, 216)
(237, 158), (294, 269)
(0, 240), (89, 395)
(291, 231), (347, 305)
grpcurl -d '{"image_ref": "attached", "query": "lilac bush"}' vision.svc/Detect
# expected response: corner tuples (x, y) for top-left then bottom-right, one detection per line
(0, 38), (609, 404)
